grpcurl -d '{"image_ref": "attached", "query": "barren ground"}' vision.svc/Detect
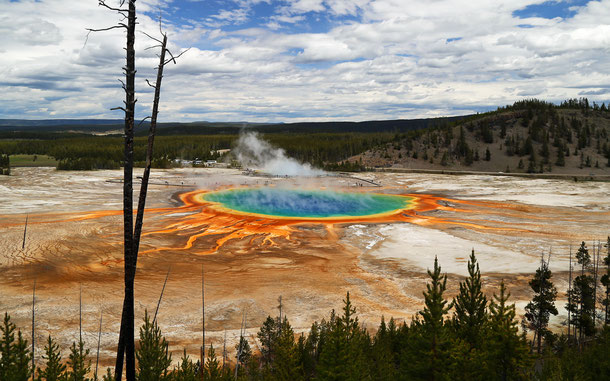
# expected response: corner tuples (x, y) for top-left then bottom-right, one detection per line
(0, 167), (608, 369)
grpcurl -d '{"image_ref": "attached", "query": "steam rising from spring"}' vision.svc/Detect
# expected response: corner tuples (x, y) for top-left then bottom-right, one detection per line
(235, 132), (326, 177)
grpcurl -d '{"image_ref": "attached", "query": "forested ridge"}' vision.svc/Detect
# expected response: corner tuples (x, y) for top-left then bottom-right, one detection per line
(1, 98), (610, 173)
(2, 241), (609, 381)
(353, 98), (610, 174)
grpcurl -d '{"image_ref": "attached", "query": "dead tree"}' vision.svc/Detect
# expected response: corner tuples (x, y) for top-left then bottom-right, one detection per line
(568, 245), (572, 339)
(201, 265), (205, 361)
(95, 312), (103, 381)
(31, 279), (36, 377)
(22, 214), (28, 250)
(87, 2), (186, 380)
(153, 267), (171, 325)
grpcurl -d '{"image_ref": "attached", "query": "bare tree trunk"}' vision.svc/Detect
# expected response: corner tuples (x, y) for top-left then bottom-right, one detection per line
(31, 279), (36, 379)
(133, 32), (167, 255)
(115, 1), (137, 380)
(202, 265), (205, 361)
(95, 312), (102, 381)
(604, 237), (610, 324)
(568, 245), (572, 339)
(153, 267), (170, 325)
(593, 241), (599, 328)
(22, 214), (28, 250)
(80, 284), (83, 344)
(222, 330), (227, 372)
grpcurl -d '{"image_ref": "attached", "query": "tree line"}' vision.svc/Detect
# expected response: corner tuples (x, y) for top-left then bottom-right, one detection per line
(0, 133), (395, 172)
(2, 241), (609, 381)
(0, 154), (9, 175)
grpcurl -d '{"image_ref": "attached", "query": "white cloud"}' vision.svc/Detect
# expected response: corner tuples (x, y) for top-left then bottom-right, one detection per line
(1, 0), (610, 122)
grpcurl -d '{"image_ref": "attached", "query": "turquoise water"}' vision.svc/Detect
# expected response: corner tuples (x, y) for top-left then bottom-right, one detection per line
(203, 188), (411, 218)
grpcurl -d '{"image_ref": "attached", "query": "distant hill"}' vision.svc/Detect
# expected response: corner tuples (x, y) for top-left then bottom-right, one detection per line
(348, 99), (610, 175)
(0, 116), (468, 136)
(0, 119), (123, 127)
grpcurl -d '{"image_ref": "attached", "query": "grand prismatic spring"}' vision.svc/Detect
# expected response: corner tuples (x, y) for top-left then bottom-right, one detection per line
(0, 167), (609, 366)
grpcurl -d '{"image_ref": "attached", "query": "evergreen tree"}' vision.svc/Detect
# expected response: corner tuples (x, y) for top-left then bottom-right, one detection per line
(402, 257), (452, 380)
(257, 316), (277, 367)
(66, 340), (90, 381)
(555, 145), (565, 166)
(203, 345), (222, 381)
(102, 368), (114, 381)
(0, 313), (17, 380)
(453, 250), (487, 347)
(36, 335), (66, 381)
(12, 330), (32, 381)
(450, 250), (487, 379)
(371, 316), (396, 381)
(234, 336), (251, 370)
(136, 311), (171, 381)
(272, 317), (302, 381)
(602, 237), (610, 325)
(171, 350), (198, 381)
(524, 256), (558, 354)
(0, 313), (32, 381)
(485, 281), (531, 381)
(567, 242), (596, 340)
(317, 292), (369, 381)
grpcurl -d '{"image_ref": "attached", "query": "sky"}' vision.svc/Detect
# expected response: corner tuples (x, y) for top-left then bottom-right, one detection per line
(1, 0), (609, 122)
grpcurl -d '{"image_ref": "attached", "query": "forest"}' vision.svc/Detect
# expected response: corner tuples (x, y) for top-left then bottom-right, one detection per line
(356, 98), (610, 173)
(1, 98), (609, 173)
(2, 241), (609, 381)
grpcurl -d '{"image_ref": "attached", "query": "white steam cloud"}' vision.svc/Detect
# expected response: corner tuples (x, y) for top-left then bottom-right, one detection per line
(235, 132), (326, 177)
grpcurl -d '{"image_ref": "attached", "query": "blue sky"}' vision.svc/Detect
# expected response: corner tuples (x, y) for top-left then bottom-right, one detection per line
(1, 0), (609, 122)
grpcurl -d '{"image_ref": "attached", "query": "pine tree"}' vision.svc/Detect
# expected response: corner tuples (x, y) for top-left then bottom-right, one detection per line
(66, 340), (91, 381)
(555, 146), (565, 166)
(602, 237), (610, 325)
(0, 313), (17, 380)
(453, 250), (487, 347)
(257, 316), (277, 367)
(36, 335), (66, 381)
(172, 350), (198, 381)
(102, 368), (114, 381)
(567, 242), (596, 340)
(485, 282), (531, 380)
(0, 313), (32, 381)
(136, 311), (171, 381)
(524, 255), (558, 354)
(12, 330), (32, 381)
(203, 344), (222, 381)
(234, 336), (251, 370)
(317, 292), (369, 381)
(450, 250), (488, 379)
(403, 257), (451, 380)
(371, 316), (396, 381)
(272, 317), (302, 381)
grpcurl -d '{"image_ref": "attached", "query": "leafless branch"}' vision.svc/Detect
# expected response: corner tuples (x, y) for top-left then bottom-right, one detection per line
(145, 79), (156, 88)
(141, 31), (163, 44)
(164, 48), (190, 65)
(86, 25), (127, 33)
(111, 106), (127, 112)
(145, 45), (163, 51)
(98, 0), (129, 14)
(138, 116), (151, 127)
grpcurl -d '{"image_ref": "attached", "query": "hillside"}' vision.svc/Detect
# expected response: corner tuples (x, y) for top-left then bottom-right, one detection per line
(348, 99), (610, 175)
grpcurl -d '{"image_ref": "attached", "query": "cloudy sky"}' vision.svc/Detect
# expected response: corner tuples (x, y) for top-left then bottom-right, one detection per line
(1, 0), (609, 122)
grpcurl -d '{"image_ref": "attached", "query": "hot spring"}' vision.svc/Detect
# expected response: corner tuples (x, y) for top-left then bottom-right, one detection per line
(201, 188), (414, 219)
